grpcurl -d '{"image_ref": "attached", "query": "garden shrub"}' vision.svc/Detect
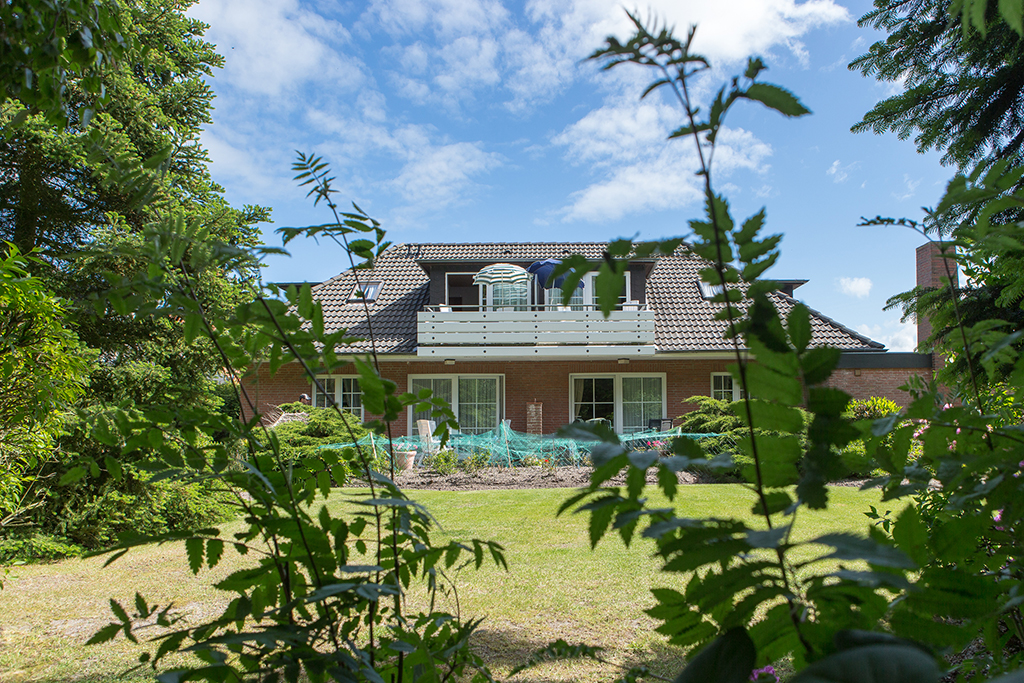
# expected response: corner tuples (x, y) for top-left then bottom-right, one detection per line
(424, 448), (459, 475)
(677, 396), (813, 481)
(460, 450), (489, 474)
(838, 397), (903, 477)
(45, 469), (234, 550)
(265, 404), (367, 464)
(0, 533), (84, 563)
(845, 396), (900, 421)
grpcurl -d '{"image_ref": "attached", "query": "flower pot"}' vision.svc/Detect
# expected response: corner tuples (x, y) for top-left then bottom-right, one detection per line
(394, 450), (417, 472)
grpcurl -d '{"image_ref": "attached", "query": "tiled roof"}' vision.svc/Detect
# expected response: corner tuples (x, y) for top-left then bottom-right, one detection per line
(647, 253), (884, 352)
(312, 242), (884, 354)
(399, 242), (640, 262)
(311, 250), (429, 353)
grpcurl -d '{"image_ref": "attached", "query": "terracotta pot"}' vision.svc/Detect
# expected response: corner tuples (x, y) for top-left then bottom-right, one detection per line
(394, 450), (417, 472)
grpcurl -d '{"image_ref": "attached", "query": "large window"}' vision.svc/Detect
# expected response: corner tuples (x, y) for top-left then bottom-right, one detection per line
(546, 283), (585, 310)
(313, 376), (363, 419)
(483, 282), (529, 310)
(711, 373), (743, 402)
(622, 376), (663, 433)
(553, 272), (632, 309)
(571, 374), (664, 434)
(572, 377), (614, 424)
(409, 375), (503, 435)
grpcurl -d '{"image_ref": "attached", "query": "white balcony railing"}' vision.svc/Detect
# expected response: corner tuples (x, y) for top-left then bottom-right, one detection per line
(416, 305), (656, 357)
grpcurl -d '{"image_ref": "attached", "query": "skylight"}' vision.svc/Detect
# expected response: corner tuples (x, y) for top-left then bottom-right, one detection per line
(697, 281), (725, 300)
(349, 281), (382, 303)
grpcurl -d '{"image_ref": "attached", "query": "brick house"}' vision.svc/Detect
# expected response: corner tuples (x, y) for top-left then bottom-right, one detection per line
(245, 242), (943, 435)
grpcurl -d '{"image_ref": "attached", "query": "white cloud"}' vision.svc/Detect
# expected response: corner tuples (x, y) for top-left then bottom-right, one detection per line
(391, 142), (503, 207)
(553, 98), (771, 222)
(857, 319), (916, 352)
(190, 0), (363, 97)
(893, 174), (922, 201)
(367, 0), (509, 40)
(362, 0), (850, 113)
(838, 276), (872, 298)
(826, 159), (855, 183)
(526, 0), (849, 65)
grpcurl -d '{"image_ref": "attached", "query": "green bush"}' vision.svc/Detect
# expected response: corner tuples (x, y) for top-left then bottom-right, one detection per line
(838, 397), (904, 477)
(0, 533), (84, 563)
(31, 467), (234, 551)
(845, 396), (900, 421)
(265, 405), (368, 465)
(424, 449), (459, 475)
(460, 451), (489, 474)
(677, 396), (813, 481)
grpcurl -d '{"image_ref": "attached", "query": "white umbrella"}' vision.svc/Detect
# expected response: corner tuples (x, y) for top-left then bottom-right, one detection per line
(472, 263), (530, 285)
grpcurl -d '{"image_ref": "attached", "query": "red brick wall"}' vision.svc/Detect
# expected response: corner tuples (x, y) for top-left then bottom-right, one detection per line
(244, 357), (931, 430)
(916, 242), (958, 351)
(241, 362), (311, 422)
(244, 357), (735, 432)
(823, 367), (931, 407)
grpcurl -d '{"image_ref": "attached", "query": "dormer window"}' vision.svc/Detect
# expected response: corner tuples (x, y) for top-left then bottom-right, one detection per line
(349, 281), (382, 303)
(698, 281), (724, 300)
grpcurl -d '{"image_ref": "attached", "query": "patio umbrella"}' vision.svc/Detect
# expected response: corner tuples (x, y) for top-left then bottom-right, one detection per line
(527, 259), (584, 289)
(472, 263), (531, 286)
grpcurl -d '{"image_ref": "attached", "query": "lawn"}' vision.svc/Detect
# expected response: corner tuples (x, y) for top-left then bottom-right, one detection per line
(0, 484), (887, 682)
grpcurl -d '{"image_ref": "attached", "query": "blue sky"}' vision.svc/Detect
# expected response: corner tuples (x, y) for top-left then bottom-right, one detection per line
(189, 0), (954, 352)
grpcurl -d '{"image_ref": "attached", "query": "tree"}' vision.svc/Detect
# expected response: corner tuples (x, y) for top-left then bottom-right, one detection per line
(0, 0), (127, 126)
(850, 0), (1024, 169)
(0, 245), (89, 528)
(852, 1), (1024, 398)
(0, 0), (270, 550)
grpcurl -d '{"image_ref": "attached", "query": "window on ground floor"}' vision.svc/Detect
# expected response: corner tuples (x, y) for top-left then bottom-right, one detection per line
(312, 376), (363, 419)
(711, 372), (744, 402)
(571, 374), (665, 434)
(409, 375), (503, 435)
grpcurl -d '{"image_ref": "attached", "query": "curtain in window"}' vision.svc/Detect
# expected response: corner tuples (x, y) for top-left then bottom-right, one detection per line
(458, 377), (499, 434)
(622, 376), (662, 433)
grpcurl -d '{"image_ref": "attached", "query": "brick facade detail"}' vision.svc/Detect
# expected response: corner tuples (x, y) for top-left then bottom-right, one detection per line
(823, 367), (931, 408)
(244, 356), (926, 432)
(916, 242), (958, 351)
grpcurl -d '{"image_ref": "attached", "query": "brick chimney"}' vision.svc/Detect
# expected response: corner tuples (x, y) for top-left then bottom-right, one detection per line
(915, 242), (958, 351)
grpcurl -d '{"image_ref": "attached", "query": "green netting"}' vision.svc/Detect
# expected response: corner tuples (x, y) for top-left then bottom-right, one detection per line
(320, 422), (730, 467)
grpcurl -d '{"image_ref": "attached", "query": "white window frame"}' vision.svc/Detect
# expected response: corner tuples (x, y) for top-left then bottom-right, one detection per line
(480, 282), (531, 311)
(348, 281), (382, 303)
(711, 372), (744, 402)
(573, 271), (632, 309)
(568, 372), (666, 434)
(312, 375), (364, 420)
(407, 374), (505, 435)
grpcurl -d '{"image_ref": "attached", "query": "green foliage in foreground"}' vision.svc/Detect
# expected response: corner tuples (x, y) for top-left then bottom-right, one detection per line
(7, 0), (1021, 679)
(514, 13), (1024, 683)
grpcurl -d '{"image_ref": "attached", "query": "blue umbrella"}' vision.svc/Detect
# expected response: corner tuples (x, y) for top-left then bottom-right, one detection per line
(527, 259), (584, 289)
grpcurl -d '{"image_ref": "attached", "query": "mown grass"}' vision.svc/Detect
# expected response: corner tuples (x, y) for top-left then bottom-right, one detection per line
(0, 484), (887, 682)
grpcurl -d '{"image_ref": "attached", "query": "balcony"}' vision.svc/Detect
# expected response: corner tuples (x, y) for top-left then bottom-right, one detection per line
(416, 304), (656, 358)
